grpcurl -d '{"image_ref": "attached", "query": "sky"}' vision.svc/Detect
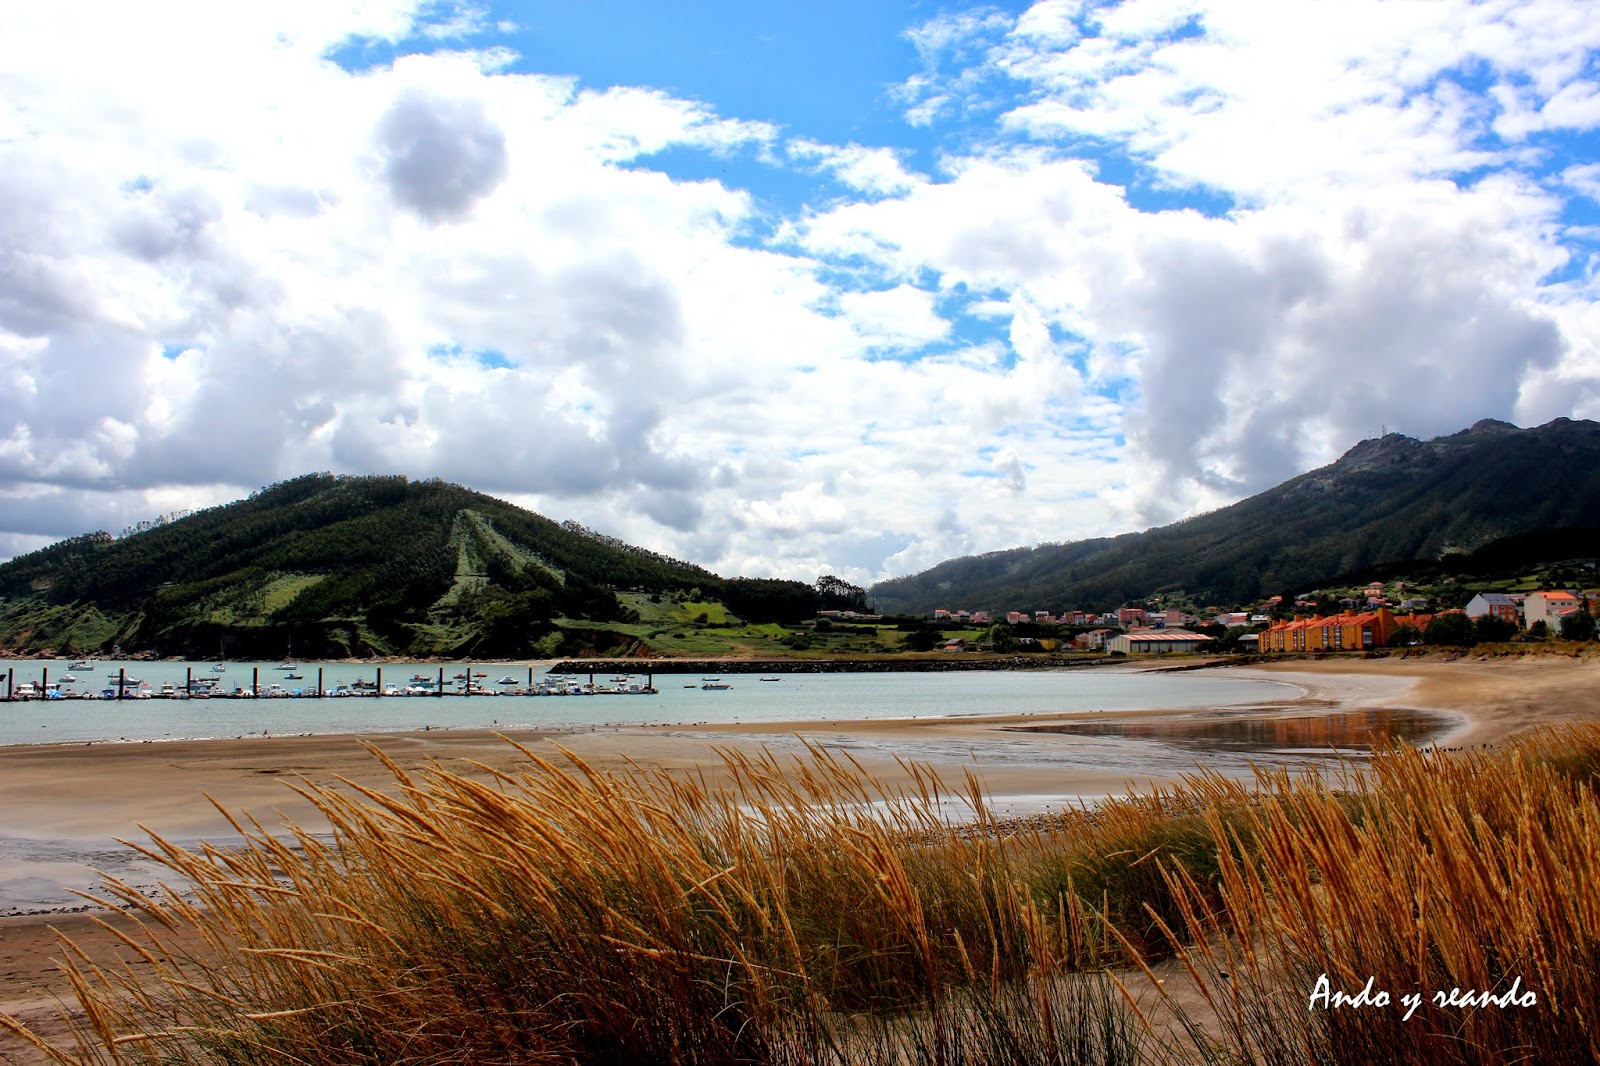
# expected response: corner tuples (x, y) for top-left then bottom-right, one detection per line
(2, 0), (1598, 585)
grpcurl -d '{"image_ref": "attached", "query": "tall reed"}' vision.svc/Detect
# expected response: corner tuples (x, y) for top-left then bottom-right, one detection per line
(2, 741), (1160, 1065)
(1150, 726), (1600, 1065)
(11, 725), (1600, 1065)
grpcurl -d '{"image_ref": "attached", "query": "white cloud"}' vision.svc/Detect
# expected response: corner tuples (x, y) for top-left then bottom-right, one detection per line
(1, 0), (1598, 592)
(788, 140), (922, 196)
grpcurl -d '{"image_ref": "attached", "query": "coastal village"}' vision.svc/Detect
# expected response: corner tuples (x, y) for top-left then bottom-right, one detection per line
(881, 581), (1600, 656)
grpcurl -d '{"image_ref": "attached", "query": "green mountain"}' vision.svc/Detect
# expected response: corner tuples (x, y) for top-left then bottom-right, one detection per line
(872, 418), (1600, 614)
(0, 474), (731, 659)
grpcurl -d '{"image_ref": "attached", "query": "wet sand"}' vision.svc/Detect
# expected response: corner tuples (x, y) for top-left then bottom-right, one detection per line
(4, 653), (1597, 1060)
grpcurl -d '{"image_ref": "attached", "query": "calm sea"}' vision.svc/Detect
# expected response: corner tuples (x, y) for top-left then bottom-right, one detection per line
(0, 659), (1296, 747)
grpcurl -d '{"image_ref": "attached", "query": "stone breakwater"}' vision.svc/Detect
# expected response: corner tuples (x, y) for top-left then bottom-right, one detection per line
(549, 657), (1116, 674)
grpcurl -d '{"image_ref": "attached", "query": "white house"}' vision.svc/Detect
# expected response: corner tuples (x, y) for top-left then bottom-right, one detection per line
(1464, 592), (1519, 624)
(1524, 591), (1580, 631)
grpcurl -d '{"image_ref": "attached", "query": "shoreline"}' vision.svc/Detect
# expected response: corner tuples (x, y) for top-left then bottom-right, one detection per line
(5, 655), (1599, 1062)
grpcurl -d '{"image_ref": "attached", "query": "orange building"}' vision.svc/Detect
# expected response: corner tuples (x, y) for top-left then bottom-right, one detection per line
(1259, 608), (1419, 653)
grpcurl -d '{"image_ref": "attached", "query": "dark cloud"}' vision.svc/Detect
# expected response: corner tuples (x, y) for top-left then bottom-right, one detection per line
(378, 93), (508, 222)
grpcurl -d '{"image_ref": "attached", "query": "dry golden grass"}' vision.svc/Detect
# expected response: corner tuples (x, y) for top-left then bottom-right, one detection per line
(1149, 725), (1600, 1065)
(6, 726), (1600, 1065)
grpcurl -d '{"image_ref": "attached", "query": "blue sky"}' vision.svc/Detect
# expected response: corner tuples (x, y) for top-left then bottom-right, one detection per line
(1, 0), (1598, 583)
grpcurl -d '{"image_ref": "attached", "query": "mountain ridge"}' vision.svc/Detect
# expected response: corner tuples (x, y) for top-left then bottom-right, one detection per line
(0, 473), (728, 659)
(871, 418), (1600, 614)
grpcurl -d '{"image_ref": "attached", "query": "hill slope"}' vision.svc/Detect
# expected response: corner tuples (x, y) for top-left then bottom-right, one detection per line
(872, 419), (1600, 613)
(0, 474), (724, 659)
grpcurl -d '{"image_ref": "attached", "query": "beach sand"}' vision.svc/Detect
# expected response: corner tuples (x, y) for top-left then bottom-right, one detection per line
(3, 653), (1595, 1060)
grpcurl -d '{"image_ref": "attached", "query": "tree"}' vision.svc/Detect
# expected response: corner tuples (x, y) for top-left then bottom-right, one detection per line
(722, 577), (818, 622)
(1388, 623), (1422, 647)
(1472, 614), (1518, 643)
(1560, 610), (1598, 642)
(1423, 612), (1476, 647)
(902, 628), (943, 652)
(986, 623), (1018, 652)
(1528, 620), (1550, 641)
(816, 574), (867, 612)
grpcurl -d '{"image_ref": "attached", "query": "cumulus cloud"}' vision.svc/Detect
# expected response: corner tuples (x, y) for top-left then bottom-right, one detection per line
(378, 93), (508, 221)
(1, 0), (1598, 589)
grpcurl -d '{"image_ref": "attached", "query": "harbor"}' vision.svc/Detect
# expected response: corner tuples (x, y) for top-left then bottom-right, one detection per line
(1, 662), (659, 701)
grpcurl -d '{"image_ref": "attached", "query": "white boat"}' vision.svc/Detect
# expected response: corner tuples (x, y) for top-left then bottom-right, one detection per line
(760, 677), (781, 682)
(69, 660), (95, 671)
(275, 662), (294, 671)
(498, 676), (518, 685)
(60, 673), (78, 683)
(212, 663), (226, 673)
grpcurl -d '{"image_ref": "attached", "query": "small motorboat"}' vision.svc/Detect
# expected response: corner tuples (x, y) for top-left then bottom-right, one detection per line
(701, 682), (731, 690)
(498, 676), (518, 685)
(212, 663), (227, 673)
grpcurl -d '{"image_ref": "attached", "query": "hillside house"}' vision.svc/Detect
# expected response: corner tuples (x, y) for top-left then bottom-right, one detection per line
(1465, 592), (1520, 624)
(1075, 628), (1111, 651)
(1524, 591), (1580, 631)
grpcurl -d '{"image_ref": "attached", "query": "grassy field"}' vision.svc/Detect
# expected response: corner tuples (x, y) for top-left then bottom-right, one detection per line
(8, 724), (1600, 1064)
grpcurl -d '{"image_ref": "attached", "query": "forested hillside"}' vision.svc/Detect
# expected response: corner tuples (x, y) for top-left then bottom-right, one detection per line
(873, 419), (1600, 613)
(0, 474), (744, 658)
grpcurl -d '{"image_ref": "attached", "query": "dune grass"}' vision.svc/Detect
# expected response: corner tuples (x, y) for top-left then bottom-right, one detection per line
(7, 726), (1600, 1064)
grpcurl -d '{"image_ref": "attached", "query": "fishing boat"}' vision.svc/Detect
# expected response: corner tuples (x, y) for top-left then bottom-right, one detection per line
(701, 682), (731, 690)
(285, 673), (303, 680)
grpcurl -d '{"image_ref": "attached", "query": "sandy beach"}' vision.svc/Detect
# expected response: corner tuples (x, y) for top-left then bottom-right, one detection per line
(3, 653), (1596, 1059)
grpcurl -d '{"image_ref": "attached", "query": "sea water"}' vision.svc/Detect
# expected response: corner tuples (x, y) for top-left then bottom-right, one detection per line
(0, 659), (1300, 746)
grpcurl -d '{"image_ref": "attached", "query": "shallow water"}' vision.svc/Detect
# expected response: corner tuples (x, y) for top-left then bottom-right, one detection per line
(0, 659), (1298, 746)
(1011, 707), (1456, 755)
